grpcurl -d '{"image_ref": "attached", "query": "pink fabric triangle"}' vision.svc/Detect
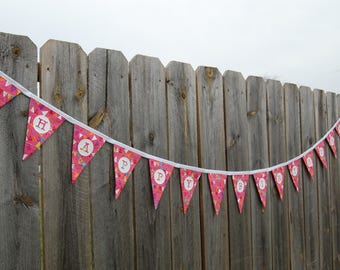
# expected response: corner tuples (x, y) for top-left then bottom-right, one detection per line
(253, 172), (268, 208)
(23, 98), (65, 160)
(288, 160), (300, 192)
(232, 174), (249, 213)
(113, 145), (141, 199)
(336, 122), (340, 137)
(315, 141), (328, 168)
(302, 151), (315, 179)
(180, 169), (201, 214)
(71, 125), (105, 184)
(149, 159), (174, 209)
(0, 76), (21, 108)
(326, 130), (337, 158)
(272, 167), (285, 200)
(208, 173), (227, 215)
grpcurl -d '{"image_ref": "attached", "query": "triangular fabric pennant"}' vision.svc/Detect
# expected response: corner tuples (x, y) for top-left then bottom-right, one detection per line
(315, 141), (328, 168)
(23, 98), (65, 160)
(302, 151), (315, 179)
(253, 172), (269, 208)
(272, 167), (285, 200)
(180, 169), (201, 214)
(0, 76), (21, 108)
(326, 130), (337, 158)
(113, 145), (141, 199)
(149, 159), (174, 209)
(208, 173), (227, 215)
(72, 125), (105, 184)
(288, 160), (300, 192)
(336, 122), (340, 137)
(232, 174), (249, 213)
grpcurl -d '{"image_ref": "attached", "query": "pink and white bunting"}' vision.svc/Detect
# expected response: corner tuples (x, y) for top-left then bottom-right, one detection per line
(336, 122), (340, 137)
(23, 98), (65, 160)
(208, 173), (227, 215)
(0, 76), (21, 108)
(180, 169), (201, 214)
(253, 172), (268, 208)
(272, 167), (284, 200)
(326, 130), (337, 157)
(232, 174), (249, 213)
(71, 125), (105, 184)
(114, 145), (141, 199)
(315, 141), (328, 168)
(302, 151), (315, 179)
(149, 159), (174, 209)
(288, 160), (300, 192)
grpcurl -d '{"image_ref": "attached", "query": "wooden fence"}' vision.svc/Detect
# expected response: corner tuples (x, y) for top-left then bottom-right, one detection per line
(0, 31), (339, 270)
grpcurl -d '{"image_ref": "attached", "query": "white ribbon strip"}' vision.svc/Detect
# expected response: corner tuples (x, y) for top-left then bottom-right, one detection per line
(1, 70), (339, 176)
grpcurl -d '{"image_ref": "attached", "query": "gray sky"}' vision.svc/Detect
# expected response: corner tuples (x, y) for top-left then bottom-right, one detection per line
(2, 0), (340, 92)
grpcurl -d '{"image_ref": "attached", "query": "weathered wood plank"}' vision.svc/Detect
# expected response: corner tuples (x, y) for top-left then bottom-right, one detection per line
(314, 89), (332, 270)
(196, 66), (228, 270)
(223, 70), (252, 269)
(284, 83), (305, 269)
(0, 32), (39, 270)
(130, 55), (171, 270)
(300, 86), (319, 269)
(40, 40), (90, 270)
(246, 76), (272, 269)
(166, 61), (202, 270)
(267, 80), (290, 270)
(333, 94), (340, 268)
(326, 91), (338, 270)
(88, 48), (134, 269)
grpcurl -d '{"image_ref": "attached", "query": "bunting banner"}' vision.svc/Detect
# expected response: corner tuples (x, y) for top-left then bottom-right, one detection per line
(114, 145), (141, 199)
(72, 125), (105, 183)
(272, 167), (284, 200)
(23, 98), (65, 160)
(253, 172), (268, 208)
(1, 70), (340, 216)
(288, 160), (300, 192)
(232, 174), (249, 213)
(302, 151), (315, 179)
(315, 141), (328, 168)
(180, 169), (201, 214)
(149, 159), (174, 209)
(326, 130), (337, 157)
(208, 173), (227, 215)
(0, 76), (21, 107)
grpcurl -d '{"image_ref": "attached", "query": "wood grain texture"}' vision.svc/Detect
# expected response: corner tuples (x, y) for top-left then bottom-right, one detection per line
(40, 40), (90, 270)
(0, 32), (39, 270)
(130, 55), (171, 270)
(267, 80), (290, 270)
(196, 66), (228, 270)
(314, 89), (332, 270)
(223, 70), (252, 269)
(284, 83), (305, 269)
(88, 48), (134, 270)
(246, 76), (272, 269)
(300, 86), (319, 269)
(166, 61), (202, 270)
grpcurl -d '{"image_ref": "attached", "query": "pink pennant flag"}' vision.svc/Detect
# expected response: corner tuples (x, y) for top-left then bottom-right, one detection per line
(272, 167), (285, 200)
(288, 160), (300, 192)
(72, 125), (105, 184)
(302, 151), (315, 179)
(180, 169), (201, 214)
(315, 141), (328, 168)
(232, 174), (249, 213)
(208, 173), (227, 215)
(149, 159), (174, 209)
(326, 130), (337, 157)
(114, 145), (141, 199)
(253, 172), (269, 208)
(0, 76), (21, 108)
(23, 99), (65, 160)
(336, 122), (340, 137)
